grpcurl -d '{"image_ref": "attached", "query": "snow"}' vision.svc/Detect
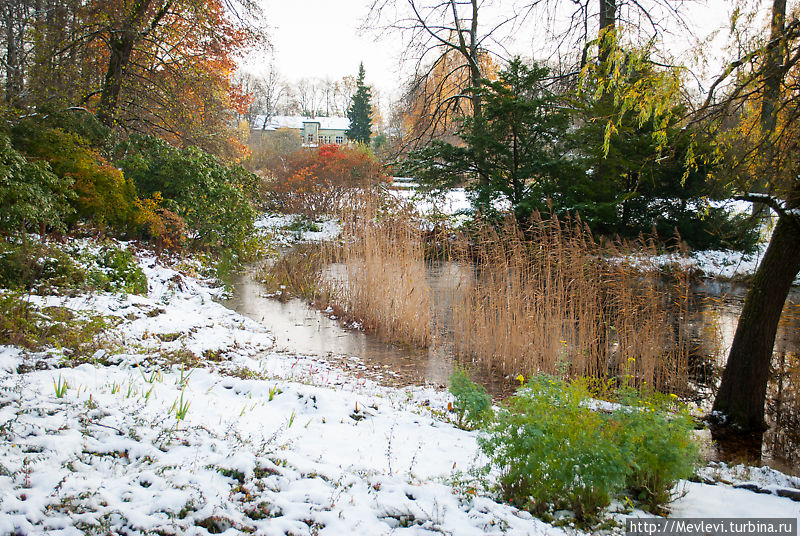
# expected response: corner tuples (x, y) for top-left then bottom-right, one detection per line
(1, 238), (798, 534)
(393, 187), (473, 217)
(670, 483), (799, 518)
(254, 213), (341, 247)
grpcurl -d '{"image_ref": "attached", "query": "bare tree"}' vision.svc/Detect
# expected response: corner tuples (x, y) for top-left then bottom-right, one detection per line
(259, 58), (287, 122)
(366, 0), (512, 154)
(0, 0), (37, 104)
(333, 75), (356, 116)
(295, 78), (327, 117)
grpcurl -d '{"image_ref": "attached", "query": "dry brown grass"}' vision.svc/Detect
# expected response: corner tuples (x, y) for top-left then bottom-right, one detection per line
(449, 212), (693, 393)
(258, 243), (326, 301)
(321, 193), (432, 347)
(258, 197), (699, 391)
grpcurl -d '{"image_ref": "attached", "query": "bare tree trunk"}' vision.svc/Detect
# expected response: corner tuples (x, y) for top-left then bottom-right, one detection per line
(712, 0), (794, 433)
(2, 0), (29, 104)
(593, 0), (616, 197)
(760, 0), (786, 136)
(712, 212), (800, 431)
(96, 31), (137, 127)
(599, 0), (616, 35)
(96, 0), (156, 127)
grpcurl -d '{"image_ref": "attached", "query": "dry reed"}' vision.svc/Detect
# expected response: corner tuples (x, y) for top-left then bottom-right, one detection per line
(321, 192), (433, 347)
(258, 243), (326, 300)
(450, 212), (693, 393)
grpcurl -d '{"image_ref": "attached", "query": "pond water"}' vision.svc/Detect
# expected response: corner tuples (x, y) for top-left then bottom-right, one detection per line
(224, 263), (511, 393)
(225, 264), (800, 475)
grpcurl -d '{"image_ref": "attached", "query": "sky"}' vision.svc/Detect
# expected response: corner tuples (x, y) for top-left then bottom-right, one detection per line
(242, 0), (406, 111)
(241, 1), (758, 113)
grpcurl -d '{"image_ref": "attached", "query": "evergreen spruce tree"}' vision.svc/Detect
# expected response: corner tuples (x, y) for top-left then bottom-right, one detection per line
(346, 63), (373, 144)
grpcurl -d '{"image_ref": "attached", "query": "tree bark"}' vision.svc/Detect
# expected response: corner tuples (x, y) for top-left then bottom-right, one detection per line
(96, 0), (155, 127)
(96, 32), (137, 127)
(2, 0), (29, 104)
(599, 0), (616, 34)
(712, 212), (800, 431)
(760, 0), (786, 135)
(711, 0), (796, 433)
(598, 0), (616, 66)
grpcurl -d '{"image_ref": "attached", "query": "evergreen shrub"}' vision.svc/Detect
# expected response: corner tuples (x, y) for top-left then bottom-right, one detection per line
(11, 123), (136, 227)
(0, 134), (73, 235)
(116, 134), (257, 253)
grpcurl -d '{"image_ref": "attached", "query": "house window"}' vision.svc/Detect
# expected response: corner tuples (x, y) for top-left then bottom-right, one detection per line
(307, 133), (313, 144)
(335, 136), (344, 144)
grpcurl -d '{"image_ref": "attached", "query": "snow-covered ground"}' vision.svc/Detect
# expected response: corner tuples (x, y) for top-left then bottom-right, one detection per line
(255, 214), (342, 248)
(1, 241), (798, 535)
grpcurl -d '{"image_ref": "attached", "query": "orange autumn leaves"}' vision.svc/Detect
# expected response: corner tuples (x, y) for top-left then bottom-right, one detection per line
(267, 144), (389, 217)
(81, 0), (262, 157)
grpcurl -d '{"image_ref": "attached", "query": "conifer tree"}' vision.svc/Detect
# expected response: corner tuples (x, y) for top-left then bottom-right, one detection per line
(346, 63), (373, 144)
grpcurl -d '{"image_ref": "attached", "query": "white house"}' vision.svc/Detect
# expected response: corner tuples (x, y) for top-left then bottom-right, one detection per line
(252, 115), (350, 147)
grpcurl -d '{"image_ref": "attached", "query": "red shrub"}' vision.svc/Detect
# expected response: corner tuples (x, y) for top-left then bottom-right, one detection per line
(265, 144), (388, 216)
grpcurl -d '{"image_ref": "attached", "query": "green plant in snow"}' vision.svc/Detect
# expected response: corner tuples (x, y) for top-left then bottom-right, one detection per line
(0, 292), (117, 360)
(92, 247), (148, 295)
(448, 366), (492, 429)
(284, 218), (321, 235)
(612, 392), (701, 512)
(0, 240), (147, 295)
(480, 375), (627, 522)
(173, 389), (191, 420)
(140, 369), (163, 384)
(268, 384), (281, 401)
(53, 375), (69, 398)
(176, 365), (193, 388)
(477, 374), (701, 522)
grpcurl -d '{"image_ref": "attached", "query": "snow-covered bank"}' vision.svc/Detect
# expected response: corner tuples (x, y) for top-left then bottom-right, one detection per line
(1, 242), (797, 535)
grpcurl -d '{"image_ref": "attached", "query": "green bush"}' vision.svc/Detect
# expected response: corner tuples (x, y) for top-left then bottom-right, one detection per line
(0, 291), (41, 348)
(0, 291), (116, 360)
(91, 247), (149, 295)
(449, 367), (492, 429)
(0, 240), (86, 291)
(613, 393), (701, 511)
(0, 134), (74, 235)
(0, 240), (147, 295)
(471, 374), (700, 523)
(115, 134), (257, 254)
(480, 376), (627, 522)
(11, 122), (136, 228)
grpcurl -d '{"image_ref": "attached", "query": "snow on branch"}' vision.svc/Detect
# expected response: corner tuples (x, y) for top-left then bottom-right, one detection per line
(733, 194), (800, 224)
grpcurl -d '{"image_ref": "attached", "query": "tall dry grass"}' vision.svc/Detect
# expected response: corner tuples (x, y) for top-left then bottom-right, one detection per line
(450, 212), (693, 393)
(259, 193), (698, 391)
(321, 192), (433, 347)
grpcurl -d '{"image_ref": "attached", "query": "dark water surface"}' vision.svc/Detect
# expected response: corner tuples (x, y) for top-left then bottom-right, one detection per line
(225, 266), (800, 475)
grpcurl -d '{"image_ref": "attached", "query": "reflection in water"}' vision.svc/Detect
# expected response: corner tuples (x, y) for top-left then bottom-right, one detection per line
(225, 263), (509, 394)
(225, 264), (799, 474)
(690, 281), (800, 475)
